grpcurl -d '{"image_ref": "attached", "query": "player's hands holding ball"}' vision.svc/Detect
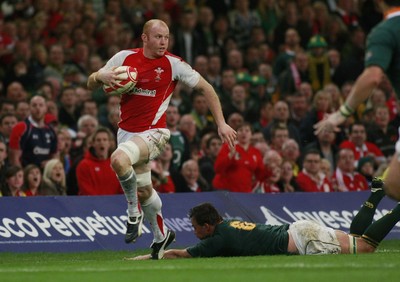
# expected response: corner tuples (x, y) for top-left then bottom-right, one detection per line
(96, 66), (138, 96)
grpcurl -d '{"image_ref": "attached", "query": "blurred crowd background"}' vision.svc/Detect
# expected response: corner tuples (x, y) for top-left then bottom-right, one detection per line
(0, 0), (396, 197)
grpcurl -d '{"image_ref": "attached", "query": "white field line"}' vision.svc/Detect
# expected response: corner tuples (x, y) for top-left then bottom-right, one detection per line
(0, 262), (398, 273)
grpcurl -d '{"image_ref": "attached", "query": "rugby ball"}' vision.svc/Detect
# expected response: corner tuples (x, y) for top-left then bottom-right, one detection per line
(103, 66), (138, 95)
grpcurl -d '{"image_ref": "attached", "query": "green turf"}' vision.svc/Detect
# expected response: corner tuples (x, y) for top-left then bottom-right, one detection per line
(1, 240), (399, 282)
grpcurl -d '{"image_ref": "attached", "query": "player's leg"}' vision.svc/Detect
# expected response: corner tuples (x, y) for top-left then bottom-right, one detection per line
(136, 164), (175, 259)
(360, 203), (400, 250)
(384, 152), (400, 201)
(137, 128), (175, 259)
(111, 132), (149, 243)
(349, 177), (385, 236)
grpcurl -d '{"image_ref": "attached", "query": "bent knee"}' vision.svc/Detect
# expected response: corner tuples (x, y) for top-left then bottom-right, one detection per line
(111, 150), (132, 174)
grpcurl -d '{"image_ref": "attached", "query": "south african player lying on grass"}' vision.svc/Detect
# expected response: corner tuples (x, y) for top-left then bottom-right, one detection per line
(129, 178), (400, 259)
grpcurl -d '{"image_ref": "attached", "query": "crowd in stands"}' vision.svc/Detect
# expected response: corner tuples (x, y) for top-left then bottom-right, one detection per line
(0, 0), (395, 196)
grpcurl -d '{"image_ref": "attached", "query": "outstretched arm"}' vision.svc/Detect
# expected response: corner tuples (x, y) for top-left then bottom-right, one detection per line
(125, 249), (193, 260)
(314, 66), (384, 135)
(194, 76), (237, 149)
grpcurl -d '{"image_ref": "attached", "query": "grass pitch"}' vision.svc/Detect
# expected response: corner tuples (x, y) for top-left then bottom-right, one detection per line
(0, 240), (399, 282)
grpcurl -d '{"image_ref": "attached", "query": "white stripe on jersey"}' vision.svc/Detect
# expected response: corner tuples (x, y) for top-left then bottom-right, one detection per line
(165, 54), (200, 88)
(102, 50), (137, 69)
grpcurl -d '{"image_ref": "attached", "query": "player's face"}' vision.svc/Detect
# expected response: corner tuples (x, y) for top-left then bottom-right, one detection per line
(191, 218), (210, 240)
(143, 24), (169, 59)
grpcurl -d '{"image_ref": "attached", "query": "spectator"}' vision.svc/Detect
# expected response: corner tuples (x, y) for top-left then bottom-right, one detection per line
(21, 164), (42, 196)
(41, 158), (67, 196)
(288, 93), (309, 128)
(296, 149), (333, 193)
(196, 6), (216, 56)
(366, 104), (397, 158)
(262, 100), (301, 146)
(80, 99), (98, 118)
(273, 1), (312, 51)
(280, 159), (300, 193)
(222, 83), (251, 121)
(198, 134), (222, 189)
(15, 100), (30, 121)
(98, 94), (120, 126)
(190, 92), (215, 135)
(252, 98), (273, 132)
(256, 0), (281, 44)
(178, 113), (199, 154)
(281, 138), (301, 176)
(300, 89), (332, 147)
(9, 95), (58, 168)
(273, 28), (302, 78)
(278, 51), (311, 100)
(0, 140), (8, 189)
(357, 156), (375, 187)
(332, 148), (369, 192)
(5, 81), (28, 103)
(56, 127), (72, 174)
(304, 126), (339, 176)
(339, 122), (386, 168)
(216, 68), (237, 108)
(173, 8), (205, 65)
(269, 123), (289, 155)
(70, 114), (99, 162)
(213, 122), (264, 192)
(1, 165), (24, 197)
(58, 86), (80, 131)
(151, 143), (176, 194)
(227, 111), (245, 131)
(307, 35), (331, 92)
(173, 159), (210, 193)
(76, 127), (122, 195)
(42, 44), (70, 85)
(0, 99), (16, 116)
(0, 113), (18, 145)
(206, 54), (222, 89)
(253, 160), (282, 193)
(253, 148), (282, 193)
(228, 0), (261, 50)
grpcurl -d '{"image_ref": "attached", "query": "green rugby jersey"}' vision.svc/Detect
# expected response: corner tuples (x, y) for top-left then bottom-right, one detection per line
(187, 220), (290, 257)
(365, 13), (400, 96)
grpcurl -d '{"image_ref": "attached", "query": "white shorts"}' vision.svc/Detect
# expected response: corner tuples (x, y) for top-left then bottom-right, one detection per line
(117, 128), (170, 160)
(288, 220), (341, 255)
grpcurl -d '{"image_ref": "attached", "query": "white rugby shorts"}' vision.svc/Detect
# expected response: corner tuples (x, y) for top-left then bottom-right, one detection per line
(288, 220), (341, 255)
(117, 128), (170, 160)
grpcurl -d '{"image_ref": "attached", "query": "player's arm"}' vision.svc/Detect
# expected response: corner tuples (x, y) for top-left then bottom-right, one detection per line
(127, 249), (192, 260)
(8, 149), (22, 167)
(87, 67), (126, 90)
(345, 66), (384, 111)
(314, 66), (384, 135)
(194, 76), (237, 148)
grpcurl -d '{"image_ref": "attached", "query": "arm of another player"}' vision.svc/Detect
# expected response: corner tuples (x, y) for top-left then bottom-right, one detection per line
(194, 76), (237, 149)
(125, 249), (193, 260)
(314, 66), (384, 135)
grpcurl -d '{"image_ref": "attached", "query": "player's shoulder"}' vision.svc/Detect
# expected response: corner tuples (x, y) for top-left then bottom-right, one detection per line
(164, 51), (184, 62)
(113, 48), (141, 59)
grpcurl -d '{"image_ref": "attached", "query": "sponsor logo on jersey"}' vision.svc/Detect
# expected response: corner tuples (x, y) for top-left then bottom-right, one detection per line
(127, 87), (156, 97)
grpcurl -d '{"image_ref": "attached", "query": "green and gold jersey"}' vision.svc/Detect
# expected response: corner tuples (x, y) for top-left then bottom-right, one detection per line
(365, 13), (400, 97)
(187, 220), (290, 257)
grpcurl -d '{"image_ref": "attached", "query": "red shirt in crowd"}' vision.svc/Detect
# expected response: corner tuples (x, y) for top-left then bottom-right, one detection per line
(296, 170), (333, 192)
(76, 150), (123, 195)
(213, 143), (264, 193)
